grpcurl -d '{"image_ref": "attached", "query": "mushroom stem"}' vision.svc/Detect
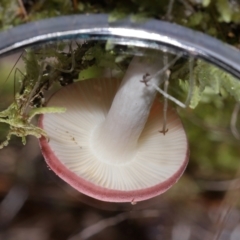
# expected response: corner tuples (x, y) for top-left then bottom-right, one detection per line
(93, 56), (164, 163)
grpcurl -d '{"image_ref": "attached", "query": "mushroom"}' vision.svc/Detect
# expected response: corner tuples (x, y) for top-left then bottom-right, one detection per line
(39, 55), (189, 203)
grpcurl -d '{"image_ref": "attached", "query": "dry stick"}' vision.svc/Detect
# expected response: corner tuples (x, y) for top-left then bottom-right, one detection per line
(145, 53), (182, 83)
(185, 56), (194, 107)
(160, 71), (170, 135)
(147, 53), (186, 108)
(17, 0), (28, 19)
(159, 54), (170, 135)
(230, 102), (240, 140)
(72, 0), (78, 11)
(166, 0), (175, 20)
(68, 210), (160, 240)
(151, 83), (186, 108)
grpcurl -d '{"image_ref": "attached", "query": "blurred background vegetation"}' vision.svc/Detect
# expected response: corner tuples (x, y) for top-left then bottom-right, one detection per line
(1, 0), (240, 46)
(0, 0), (240, 240)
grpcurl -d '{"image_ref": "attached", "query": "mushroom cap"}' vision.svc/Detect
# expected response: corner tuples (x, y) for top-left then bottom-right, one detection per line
(39, 77), (189, 202)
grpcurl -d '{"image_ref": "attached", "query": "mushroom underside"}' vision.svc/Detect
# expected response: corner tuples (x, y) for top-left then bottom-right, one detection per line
(39, 77), (189, 202)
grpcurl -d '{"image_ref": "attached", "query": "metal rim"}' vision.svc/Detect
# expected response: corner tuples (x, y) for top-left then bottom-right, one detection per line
(0, 14), (240, 78)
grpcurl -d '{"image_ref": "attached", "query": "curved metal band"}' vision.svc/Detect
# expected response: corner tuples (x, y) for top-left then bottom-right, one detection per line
(0, 14), (240, 78)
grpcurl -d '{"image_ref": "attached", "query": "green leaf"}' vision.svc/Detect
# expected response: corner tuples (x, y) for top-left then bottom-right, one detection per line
(216, 0), (233, 23)
(196, 60), (240, 102)
(202, 0), (211, 7)
(177, 60), (240, 109)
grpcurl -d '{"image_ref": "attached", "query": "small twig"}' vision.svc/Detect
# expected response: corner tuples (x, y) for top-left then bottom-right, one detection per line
(159, 81), (170, 135)
(139, 53), (185, 109)
(230, 102), (240, 140)
(151, 83), (186, 108)
(144, 53), (182, 83)
(166, 0), (175, 20)
(17, 0), (28, 19)
(72, 0), (78, 11)
(159, 55), (170, 135)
